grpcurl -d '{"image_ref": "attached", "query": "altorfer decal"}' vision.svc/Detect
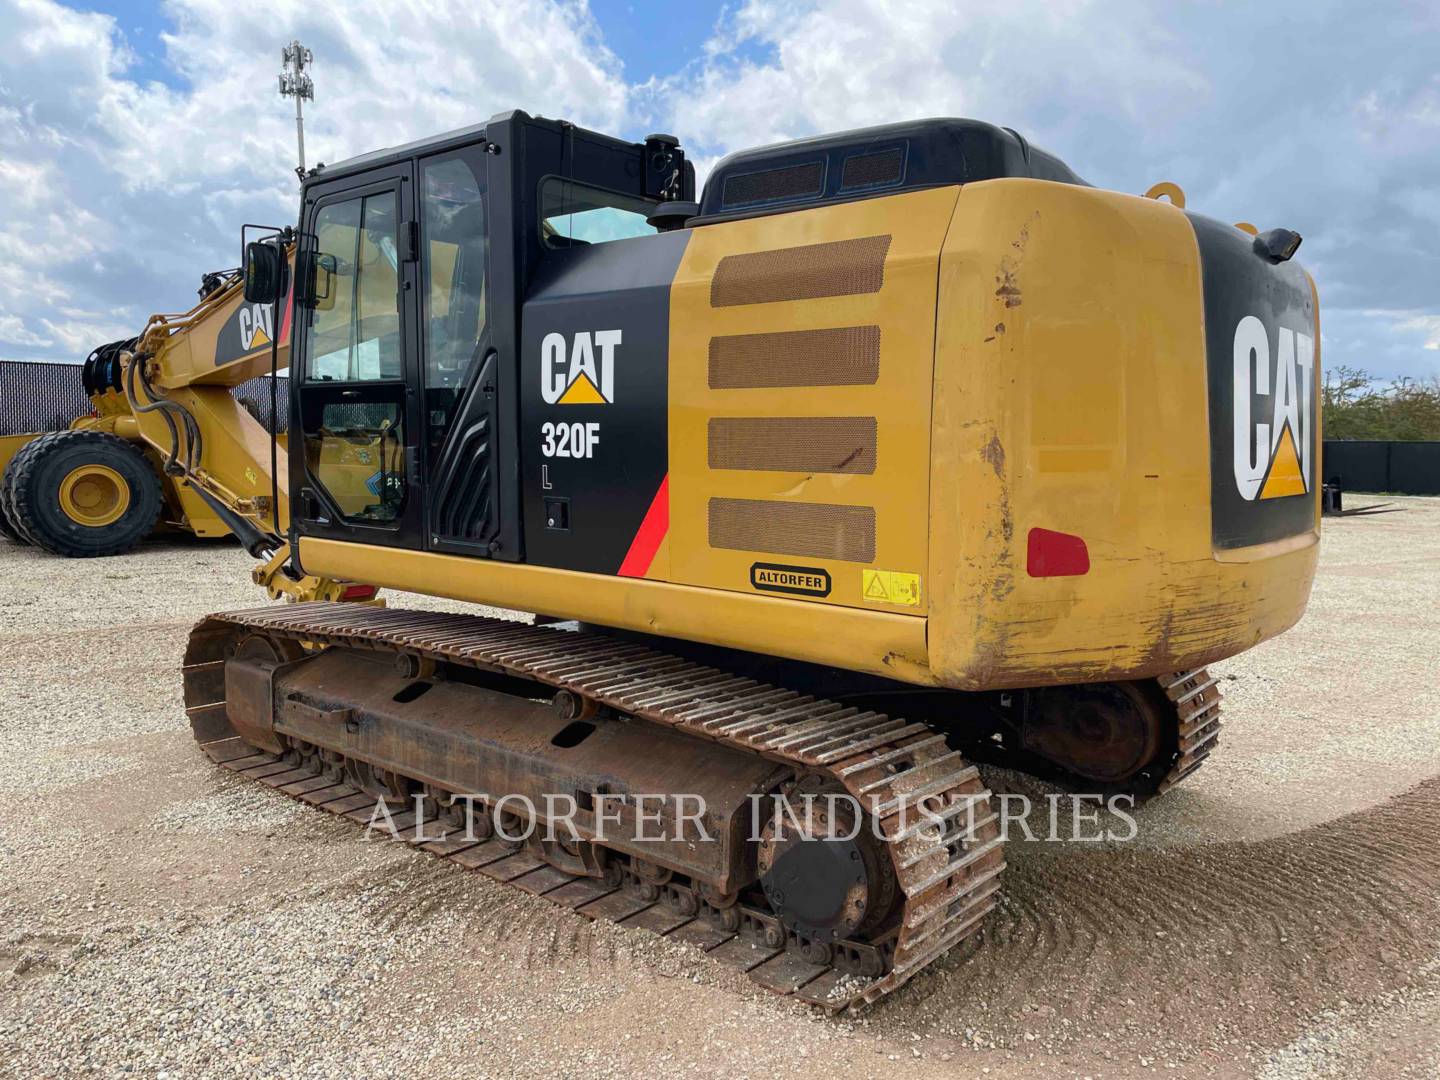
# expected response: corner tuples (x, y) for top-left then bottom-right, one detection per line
(750, 562), (832, 597)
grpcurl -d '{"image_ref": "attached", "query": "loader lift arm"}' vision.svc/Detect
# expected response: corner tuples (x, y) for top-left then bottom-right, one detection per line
(118, 240), (365, 602)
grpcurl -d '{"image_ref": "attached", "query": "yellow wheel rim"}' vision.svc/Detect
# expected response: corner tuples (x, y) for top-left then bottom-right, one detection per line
(58, 464), (130, 527)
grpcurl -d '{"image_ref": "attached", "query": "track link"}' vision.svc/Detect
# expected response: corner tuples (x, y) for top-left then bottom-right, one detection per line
(183, 602), (1007, 1011)
(1154, 668), (1223, 797)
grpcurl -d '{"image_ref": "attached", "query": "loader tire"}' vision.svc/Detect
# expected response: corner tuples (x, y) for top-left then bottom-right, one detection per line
(6, 430), (161, 558)
(0, 498), (24, 544)
(0, 439), (40, 546)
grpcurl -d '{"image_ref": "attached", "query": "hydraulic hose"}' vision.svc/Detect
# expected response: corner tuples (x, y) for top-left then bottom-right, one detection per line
(123, 351), (184, 474)
(122, 348), (281, 556)
(139, 359), (203, 473)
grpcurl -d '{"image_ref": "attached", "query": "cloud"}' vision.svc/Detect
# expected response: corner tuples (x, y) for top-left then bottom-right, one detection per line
(662, 0), (1208, 168)
(0, 314), (51, 347)
(654, 0), (1440, 379)
(0, 0), (630, 361)
(0, 0), (1436, 381)
(37, 314), (137, 354)
(1371, 310), (1440, 352)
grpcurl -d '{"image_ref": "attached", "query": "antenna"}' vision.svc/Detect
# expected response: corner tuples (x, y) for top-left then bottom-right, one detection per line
(278, 40), (314, 181)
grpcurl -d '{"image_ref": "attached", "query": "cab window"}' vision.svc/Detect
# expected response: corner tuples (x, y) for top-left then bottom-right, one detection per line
(539, 178), (656, 248)
(300, 188), (408, 525)
(303, 398), (406, 524)
(307, 192), (402, 381)
(420, 149), (488, 455)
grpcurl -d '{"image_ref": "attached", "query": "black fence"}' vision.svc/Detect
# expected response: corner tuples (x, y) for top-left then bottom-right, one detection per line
(0, 360), (289, 436)
(0, 360), (89, 435)
(1323, 440), (1440, 496)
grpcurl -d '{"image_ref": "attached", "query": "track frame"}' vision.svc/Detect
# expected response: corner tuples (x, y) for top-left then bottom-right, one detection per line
(184, 602), (1008, 1010)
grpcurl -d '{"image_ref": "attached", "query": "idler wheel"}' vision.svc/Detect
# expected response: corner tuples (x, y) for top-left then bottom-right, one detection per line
(1022, 680), (1168, 784)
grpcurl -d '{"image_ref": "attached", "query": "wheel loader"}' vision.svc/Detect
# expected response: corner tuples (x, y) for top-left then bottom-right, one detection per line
(141, 112), (1318, 1009)
(0, 263), (294, 557)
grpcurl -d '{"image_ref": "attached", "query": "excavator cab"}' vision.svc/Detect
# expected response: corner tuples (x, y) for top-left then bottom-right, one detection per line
(239, 112), (694, 562)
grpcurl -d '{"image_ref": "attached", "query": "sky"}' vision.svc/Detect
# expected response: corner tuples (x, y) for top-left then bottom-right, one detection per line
(1, 0), (1437, 379)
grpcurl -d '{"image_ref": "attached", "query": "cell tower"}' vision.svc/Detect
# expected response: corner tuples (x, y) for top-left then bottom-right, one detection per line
(278, 41), (314, 181)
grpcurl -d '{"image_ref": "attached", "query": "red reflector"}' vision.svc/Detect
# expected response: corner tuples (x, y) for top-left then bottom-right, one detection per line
(340, 583), (378, 601)
(1026, 528), (1090, 577)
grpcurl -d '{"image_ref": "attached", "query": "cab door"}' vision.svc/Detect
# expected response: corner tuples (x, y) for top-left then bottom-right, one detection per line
(414, 143), (505, 554)
(291, 163), (424, 549)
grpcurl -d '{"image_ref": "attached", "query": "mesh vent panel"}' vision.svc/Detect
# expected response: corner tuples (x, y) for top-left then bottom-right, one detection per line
(708, 498), (876, 563)
(722, 162), (824, 208)
(708, 326), (880, 389)
(710, 235), (891, 308)
(709, 417), (877, 474)
(841, 148), (904, 190)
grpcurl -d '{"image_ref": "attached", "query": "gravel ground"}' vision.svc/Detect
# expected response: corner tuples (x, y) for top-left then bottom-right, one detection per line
(1, 498), (1437, 1078)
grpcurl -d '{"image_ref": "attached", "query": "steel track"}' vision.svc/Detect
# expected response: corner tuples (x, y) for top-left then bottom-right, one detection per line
(181, 603), (1217, 1010)
(1154, 668), (1223, 796)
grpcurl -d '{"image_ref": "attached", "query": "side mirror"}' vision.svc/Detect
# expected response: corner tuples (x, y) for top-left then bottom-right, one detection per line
(243, 241), (284, 304)
(295, 251), (337, 311)
(313, 253), (338, 311)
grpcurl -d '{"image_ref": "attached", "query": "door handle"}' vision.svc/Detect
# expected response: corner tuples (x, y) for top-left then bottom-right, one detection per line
(299, 488), (324, 522)
(481, 349), (499, 395)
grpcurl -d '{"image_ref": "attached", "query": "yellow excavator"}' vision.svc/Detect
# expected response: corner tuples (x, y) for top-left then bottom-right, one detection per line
(137, 112), (1318, 1009)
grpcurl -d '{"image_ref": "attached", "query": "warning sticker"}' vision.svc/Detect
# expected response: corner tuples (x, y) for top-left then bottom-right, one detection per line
(861, 569), (922, 607)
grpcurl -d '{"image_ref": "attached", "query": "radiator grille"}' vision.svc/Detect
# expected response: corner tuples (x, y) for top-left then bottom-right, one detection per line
(709, 498), (876, 563)
(841, 148), (904, 190)
(708, 417), (877, 474)
(722, 161), (824, 208)
(710, 235), (891, 308)
(708, 326), (880, 389)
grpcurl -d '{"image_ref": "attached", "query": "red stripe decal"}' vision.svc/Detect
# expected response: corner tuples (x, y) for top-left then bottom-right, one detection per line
(617, 474), (669, 578)
(279, 274), (296, 346)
